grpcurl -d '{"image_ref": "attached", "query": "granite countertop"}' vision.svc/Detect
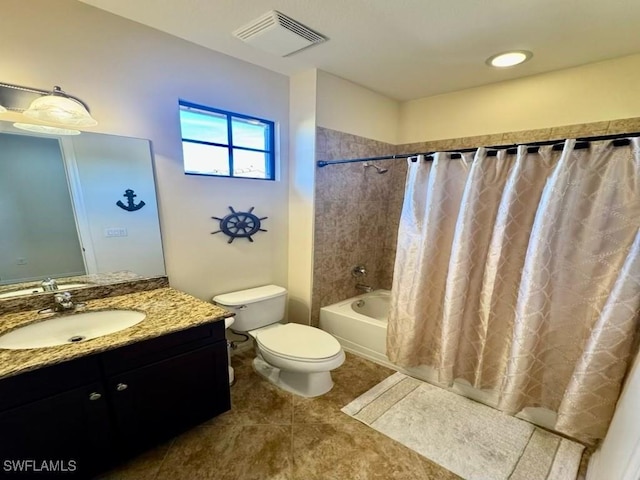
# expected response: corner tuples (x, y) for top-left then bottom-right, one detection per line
(0, 287), (233, 380)
(0, 271), (145, 296)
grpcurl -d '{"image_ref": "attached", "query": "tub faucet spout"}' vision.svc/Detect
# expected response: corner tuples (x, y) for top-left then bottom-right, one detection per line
(356, 284), (373, 293)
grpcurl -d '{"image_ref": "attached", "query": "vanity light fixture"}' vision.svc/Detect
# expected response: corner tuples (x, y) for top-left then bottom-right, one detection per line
(486, 50), (533, 68)
(23, 86), (97, 127)
(12, 122), (81, 136)
(0, 82), (97, 132)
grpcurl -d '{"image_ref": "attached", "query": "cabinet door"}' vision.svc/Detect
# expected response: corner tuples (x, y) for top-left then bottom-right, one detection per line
(0, 382), (112, 479)
(108, 342), (230, 456)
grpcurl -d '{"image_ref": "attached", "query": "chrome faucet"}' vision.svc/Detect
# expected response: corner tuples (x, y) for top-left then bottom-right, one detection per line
(41, 277), (59, 292)
(53, 292), (74, 312)
(356, 284), (373, 293)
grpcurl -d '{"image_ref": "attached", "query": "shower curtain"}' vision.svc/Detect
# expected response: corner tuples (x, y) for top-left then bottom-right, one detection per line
(387, 139), (640, 444)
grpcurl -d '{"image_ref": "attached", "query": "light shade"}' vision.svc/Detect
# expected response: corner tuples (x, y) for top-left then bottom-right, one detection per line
(23, 87), (97, 127)
(13, 122), (81, 136)
(486, 50), (533, 68)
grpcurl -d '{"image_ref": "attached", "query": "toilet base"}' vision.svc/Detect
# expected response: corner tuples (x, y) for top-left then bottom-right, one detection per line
(252, 356), (334, 397)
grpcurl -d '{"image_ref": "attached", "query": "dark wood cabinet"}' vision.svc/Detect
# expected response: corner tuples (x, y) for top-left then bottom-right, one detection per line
(0, 321), (230, 478)
(0, 381), (112, 479)
(108, 343), (229, 456)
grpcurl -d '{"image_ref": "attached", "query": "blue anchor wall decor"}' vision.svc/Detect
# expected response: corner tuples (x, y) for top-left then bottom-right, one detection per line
(116, 189), (146, 212)
(212, 206), (268, 243)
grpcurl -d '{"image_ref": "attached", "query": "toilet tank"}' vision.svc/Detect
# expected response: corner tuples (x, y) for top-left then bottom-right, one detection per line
(213, 285), (287, 332)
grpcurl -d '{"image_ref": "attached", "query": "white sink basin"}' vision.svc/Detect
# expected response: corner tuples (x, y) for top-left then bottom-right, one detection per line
(0, 310), (145, 349)
(0, 283), (91, 299)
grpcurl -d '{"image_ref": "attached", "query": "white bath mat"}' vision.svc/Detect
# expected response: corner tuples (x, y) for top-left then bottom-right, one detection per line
(342, 372), (584, 480)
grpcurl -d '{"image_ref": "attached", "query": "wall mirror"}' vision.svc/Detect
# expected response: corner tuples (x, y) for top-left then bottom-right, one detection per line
(0, 122), (165, 295)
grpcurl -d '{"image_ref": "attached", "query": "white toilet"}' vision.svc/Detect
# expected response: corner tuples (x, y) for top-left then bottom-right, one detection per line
(213, 285), (345, 397)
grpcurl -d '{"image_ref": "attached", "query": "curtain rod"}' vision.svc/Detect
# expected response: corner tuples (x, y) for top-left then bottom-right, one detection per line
(316, 131), (640, 167)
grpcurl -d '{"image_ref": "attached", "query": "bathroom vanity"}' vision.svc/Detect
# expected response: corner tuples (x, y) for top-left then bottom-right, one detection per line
(0, 287), (233, 478)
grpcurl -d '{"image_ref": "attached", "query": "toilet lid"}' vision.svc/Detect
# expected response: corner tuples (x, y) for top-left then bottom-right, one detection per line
(255, 323), (341, 360)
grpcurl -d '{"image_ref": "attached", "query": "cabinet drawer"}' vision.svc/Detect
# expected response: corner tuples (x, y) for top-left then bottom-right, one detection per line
(101, 321), (225, 375)
(0, 355), (102, 411)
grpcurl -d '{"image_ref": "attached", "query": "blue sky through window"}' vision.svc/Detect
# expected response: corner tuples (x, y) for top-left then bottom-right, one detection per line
(179, 102), (274, 180)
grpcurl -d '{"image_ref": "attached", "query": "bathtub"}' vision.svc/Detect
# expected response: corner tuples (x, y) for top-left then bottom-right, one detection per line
(319, 290), (391, 366)
(319, 290), (557, 430)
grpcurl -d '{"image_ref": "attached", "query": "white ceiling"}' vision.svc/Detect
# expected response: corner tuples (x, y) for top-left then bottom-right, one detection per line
(79, 0), (640, 101)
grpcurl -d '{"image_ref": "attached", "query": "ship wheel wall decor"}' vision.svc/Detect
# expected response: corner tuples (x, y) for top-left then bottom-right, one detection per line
(212, 206), (268, 243)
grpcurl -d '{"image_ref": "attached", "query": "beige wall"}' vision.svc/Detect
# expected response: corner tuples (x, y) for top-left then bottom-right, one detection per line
(315, 54), (640, 148)
(1, 0), (289, 301)
(316, 71), (400, 144)
(288, 70), (318, 324)
(399, 53), (640, 144)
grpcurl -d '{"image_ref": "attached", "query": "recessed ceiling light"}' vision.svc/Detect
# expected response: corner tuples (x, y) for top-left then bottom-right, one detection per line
(486, 50), (533, 68)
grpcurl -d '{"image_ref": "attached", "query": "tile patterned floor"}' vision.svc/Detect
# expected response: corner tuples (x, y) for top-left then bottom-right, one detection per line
(97, 351), (462, 480)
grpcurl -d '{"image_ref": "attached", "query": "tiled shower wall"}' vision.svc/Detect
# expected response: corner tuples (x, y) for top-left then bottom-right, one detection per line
(312, 128), (407, 326)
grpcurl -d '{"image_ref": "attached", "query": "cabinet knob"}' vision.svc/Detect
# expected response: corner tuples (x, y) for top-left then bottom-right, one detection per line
(89, 392), (102, 401)
(116, 383), (128, 391)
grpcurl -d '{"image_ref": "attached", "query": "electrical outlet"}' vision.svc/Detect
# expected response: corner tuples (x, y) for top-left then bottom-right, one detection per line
(16, 258), (27, 265)
(105, 227), (128, 237)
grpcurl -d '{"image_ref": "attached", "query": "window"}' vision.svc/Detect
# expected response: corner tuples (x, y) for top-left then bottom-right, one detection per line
(179, 101), (276, 180)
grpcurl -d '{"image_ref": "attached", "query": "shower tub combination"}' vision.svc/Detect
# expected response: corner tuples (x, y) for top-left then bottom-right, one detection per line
(319, 290), (489, 392)
(319, 290), (391, 367)
(319, 290), (557, 429)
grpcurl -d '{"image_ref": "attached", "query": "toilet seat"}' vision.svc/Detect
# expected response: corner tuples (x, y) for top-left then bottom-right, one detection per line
(255, 323), (342, 362)
(259, 343), (343, 364)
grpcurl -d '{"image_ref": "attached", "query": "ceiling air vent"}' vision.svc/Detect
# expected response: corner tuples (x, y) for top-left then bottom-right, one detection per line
(233, 10), (327, 57)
